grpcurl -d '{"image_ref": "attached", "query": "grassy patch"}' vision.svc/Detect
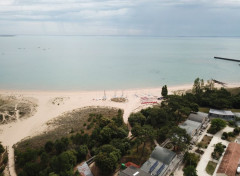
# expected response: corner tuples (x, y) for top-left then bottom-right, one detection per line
(230, 109), (240, 113)
(199, 107), (210, 113)
(198, 135), (213, 149)
(226, 87), (240, 95)
(206, 161), (217, 175)
(15, 107), (120, 151)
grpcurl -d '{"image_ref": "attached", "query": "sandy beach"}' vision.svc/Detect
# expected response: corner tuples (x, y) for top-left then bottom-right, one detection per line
(0, 83), (239, 176)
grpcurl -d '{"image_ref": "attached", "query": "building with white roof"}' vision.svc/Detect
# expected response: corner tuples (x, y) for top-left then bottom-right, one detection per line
(209, 109), (235, 121)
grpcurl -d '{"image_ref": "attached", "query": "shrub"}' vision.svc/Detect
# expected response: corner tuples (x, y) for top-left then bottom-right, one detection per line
(207, 119), (226, 134)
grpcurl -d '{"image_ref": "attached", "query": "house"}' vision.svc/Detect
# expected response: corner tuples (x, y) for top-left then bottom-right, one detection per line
(77, 162), (94, 176)
(178, 120), (202, 137)
(140, 146), (176, 176)
(119, 166), (151, 176)
(188, 112), (208, 125)
(209, 109), (235, 121)
(216, 142), (240, 176)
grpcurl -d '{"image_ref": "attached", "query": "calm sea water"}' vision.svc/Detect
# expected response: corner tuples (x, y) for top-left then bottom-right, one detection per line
(0, 36), (240, 90)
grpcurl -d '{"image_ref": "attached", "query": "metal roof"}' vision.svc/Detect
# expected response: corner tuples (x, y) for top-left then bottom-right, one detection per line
(179, 120), (201, 136)
(119, 166), (151, 176)
(150, 146), (176, 165)
(209, 109), (234, 116)
(77, 162), (93, 176)
(140, 146), (176, 176)
(188, 112), (207, 123)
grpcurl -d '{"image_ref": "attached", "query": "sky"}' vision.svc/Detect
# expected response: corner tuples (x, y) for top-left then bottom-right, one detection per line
(0, 0), (240, 36)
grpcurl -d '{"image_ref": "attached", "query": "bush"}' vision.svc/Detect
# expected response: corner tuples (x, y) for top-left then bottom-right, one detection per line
(0, 144), (4, 154)
(184, 152), (200, 167)
(228, 132), (235, 137)
(212, 143), (225, 160)
(183, 165), (198, 176)
(207, 119), (226, 134)
(228, 120), (236, 127)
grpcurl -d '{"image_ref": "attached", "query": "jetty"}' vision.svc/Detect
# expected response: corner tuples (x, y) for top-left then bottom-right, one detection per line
(212, 79), (226, 86)
(214, 56), (240, 63)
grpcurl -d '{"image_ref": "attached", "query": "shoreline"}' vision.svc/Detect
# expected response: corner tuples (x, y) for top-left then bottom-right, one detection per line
(0, 81), (239, 94)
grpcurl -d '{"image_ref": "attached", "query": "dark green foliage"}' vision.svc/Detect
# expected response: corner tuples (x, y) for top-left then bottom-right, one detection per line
(183, 165), (198, 176)
(128, 112), (146, 127)
(0, 143), (4, 154)
(157, 126), (170, 142)
(184, 152), (200, 168)
(161, 85), (168, 97)
(207, 119), (226, 134)
(76, 145), (88, 162)
(234, 127), (240, 135)
(16, 112), (131, 175)
(221, 132), (228, 140)
(15, 149), (38, 168)
(95, 145), (121, 174)
(45, 141), (54, 153)
(169, 127), (191, 152)
(228, 120), (236, 127)
(211, 143), (225, 160)
(54, 138), (69, 154)
(110, 138), (130, 155)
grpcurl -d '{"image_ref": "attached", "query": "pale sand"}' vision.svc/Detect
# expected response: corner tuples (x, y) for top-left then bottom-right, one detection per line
(0, 83), (239, 176)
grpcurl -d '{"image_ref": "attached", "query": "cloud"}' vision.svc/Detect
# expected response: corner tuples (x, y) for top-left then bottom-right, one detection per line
(0, 0), (240, 35)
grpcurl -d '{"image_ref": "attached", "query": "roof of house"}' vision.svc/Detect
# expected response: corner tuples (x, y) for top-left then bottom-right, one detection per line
(209, 109), (235, 116)
(217, 142), (240, 176)
(179, 120), (201, 136)
(140, 146), (176, 176)
(188, 112), (208, 123)
(150, 146), (176, 165)
(119, 166), (151, 176)
(77, 162), (93, 176)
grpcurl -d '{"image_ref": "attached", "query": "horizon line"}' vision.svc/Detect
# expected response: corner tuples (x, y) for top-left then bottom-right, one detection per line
(1, 34), (240, 38)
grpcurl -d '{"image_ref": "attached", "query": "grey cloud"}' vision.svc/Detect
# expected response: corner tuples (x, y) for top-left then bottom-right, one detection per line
(0, 0), (240, 35)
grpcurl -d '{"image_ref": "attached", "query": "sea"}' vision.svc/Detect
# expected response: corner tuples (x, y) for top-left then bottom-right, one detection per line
(0, 36), (240, 91)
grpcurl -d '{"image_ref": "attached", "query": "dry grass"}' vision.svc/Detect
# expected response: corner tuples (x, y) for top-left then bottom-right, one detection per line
(0, 96), (37, 124)
(15, 106), (120, 152)
(199, 135), (213, 149)
(226, 87), (240, 95)
(111, 97), (127, 103)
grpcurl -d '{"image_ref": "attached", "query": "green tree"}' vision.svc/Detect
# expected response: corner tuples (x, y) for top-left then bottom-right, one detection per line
(128, 112), (146, 127)
(100, 126), (115, 143)
(45, 141), (54, 153)
(168, 126), (190, 152)
(184, 152), (200, 167)
(110, 138), (130, 155)
(183, 165), (198, 176)
(131, 125), (156, 158)
(161, 85), (168, 97)
(76, 145), (88, 162)
(207, 118), (226, 134)
(95, 145), (121, 174)
(192, 78), (204, 95)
